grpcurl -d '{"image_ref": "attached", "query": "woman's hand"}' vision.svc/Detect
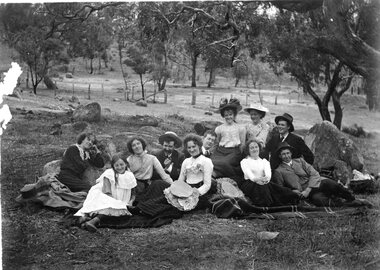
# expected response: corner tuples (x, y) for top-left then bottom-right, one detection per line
(255, 177), (269, 185)
(300, 188), (311, 199)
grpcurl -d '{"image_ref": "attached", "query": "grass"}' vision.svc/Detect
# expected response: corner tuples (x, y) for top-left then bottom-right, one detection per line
(2, 107), (380, 270)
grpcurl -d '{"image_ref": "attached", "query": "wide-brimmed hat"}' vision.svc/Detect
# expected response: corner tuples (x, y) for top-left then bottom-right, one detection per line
(158, 131), (182, 148)
(244, 103), (269, 114)
(218, 98), (242, 115)
(275, 142), (295, 155)
(275, 113), (294, 132)
(164, 181), (199, 211)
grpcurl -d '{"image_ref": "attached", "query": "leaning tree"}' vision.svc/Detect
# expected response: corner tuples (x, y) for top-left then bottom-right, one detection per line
(268, 0), (380, 111)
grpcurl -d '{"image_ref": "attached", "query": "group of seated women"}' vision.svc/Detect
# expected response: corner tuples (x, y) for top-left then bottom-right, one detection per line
(58, 97), (357, 232)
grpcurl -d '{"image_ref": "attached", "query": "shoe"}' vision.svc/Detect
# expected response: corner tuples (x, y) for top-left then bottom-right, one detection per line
(84, 217), (100, 232)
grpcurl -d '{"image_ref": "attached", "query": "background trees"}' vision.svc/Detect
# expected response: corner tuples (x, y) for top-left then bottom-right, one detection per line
(0, 1), (378, 119)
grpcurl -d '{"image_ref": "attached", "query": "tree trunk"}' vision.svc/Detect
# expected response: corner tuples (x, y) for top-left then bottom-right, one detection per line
(191, 54), (198, 87)
(235, 77), (239, 87)
(153, 80), (157, 103)
(118, 40), (129, 92)
(98, 57), (101, 72)
(26, 67), (30, 89)
(332, 91), (343, 129)
(139, 74), (145, 100)
(363, 75), (379, 111)
(301, 80), (331, 121)
(207, 68), (215, 88)
(89, 58), (94, 74)
(158, 76), (168, 91)
(43, 76), (58, 90)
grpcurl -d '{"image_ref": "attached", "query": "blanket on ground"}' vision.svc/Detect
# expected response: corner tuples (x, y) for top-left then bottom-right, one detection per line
(16, 174), (87, 209)
(17, 176), (375, 229)
(210, 194), (374, 219)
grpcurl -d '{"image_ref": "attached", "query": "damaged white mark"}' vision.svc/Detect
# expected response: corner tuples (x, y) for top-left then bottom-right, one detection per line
(0, 62), (22, 135)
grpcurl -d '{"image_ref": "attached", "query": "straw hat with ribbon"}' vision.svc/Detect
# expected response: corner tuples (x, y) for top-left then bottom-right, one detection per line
(158, 131), (182, 148)
(164, 181), (199, 211)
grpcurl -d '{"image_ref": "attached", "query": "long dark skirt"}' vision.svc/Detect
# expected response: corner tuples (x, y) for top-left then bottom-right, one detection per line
(211, 146), (243, 178)
(189, 180), (218, 210)
(57, 172), (91, 192)
(135, 180), (174, 216)
(240, 180), (299, 207)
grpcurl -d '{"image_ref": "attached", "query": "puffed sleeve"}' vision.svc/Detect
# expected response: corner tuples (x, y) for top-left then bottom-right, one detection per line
(177, 159), (188, 183)
(153, 156), (173, 184)
(240, 159), (257, 182)
(263, 159), (271, 180)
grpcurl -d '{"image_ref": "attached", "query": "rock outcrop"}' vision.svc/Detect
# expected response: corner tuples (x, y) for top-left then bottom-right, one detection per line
(72, 102), (101, 122)
(305, 121), (364, 184)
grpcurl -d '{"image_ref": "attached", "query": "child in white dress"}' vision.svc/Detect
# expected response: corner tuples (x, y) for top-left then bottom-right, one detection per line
(75, 154), (137, 232)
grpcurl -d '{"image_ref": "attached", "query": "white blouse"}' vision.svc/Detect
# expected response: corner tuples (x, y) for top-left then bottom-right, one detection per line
(177, 155), (213, 196)
(240, 157), (271, 183)
(215, 123), (245, 147)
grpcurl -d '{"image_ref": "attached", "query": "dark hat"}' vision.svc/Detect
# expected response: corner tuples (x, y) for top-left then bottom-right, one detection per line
(218, 98), (242, 116)
(275, 142), (295, 155)
(275, 113), (294, 132)
(158, 131), (182, 148)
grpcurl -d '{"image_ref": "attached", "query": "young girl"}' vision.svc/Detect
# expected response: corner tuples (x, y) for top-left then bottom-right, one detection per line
(75, 154), (137, 232)
(211, 98), (246, 178)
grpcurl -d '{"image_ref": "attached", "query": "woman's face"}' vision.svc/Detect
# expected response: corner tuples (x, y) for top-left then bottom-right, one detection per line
(248, 141), (260, 158)
(131, 139), (144, 155)
(187, 140), (200, 157)
(249, 110), (262, 125)
(113, 159), (127, 174)
(80, 136), (93, 150)
(223, 109), (235, 124)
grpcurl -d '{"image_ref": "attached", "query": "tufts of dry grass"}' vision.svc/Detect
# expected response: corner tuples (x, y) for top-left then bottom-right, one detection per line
(2, 109), (380, 270)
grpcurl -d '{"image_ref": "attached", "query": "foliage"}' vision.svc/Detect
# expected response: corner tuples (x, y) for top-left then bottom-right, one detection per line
(65, 15), (113, 74)
(124, 45), (153, 100)
(0, 2), (119, 93)
(257, 8), (353, 129)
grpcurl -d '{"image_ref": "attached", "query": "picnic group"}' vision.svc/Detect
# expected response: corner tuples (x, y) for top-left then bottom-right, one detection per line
(19, 97), (370, 232)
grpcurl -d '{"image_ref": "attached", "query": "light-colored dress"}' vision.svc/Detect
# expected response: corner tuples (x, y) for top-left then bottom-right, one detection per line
(74, 169), (137, 217)
(177, 155), (214, 195)
(245, 120), (270, 147)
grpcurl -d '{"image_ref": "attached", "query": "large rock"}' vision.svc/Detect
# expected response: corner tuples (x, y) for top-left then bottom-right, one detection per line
(83, 166), (106, 186)
(42, 160), (107, 186)
(124, 115), (159, 127)
(72, 102), (101, 122)
(42, 160), (62, 176)
(138, 126), (161, 136)
(136, 100), (148, 107)
(304, 121), (364, 184)
(96, 134), (117, 164)
(61, 121), (91, 136)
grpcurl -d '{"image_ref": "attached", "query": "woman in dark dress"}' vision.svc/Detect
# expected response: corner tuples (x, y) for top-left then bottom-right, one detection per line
(57, 132), (104, 192)
(239, 140), (299, 207)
